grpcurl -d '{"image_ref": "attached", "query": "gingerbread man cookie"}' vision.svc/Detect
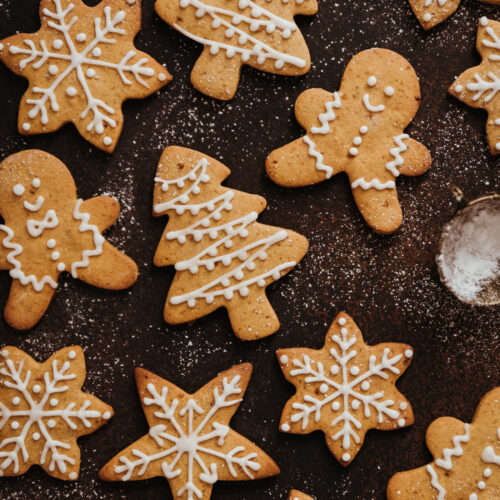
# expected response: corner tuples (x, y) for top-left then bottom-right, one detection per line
(99, 363), (280, 499)
(278, 312), (414, 466)
(450, 17), (500, 156)
(0, 150), (138, 330)
(0, 0), (171, 152)
(387, 387), (500, 499)
(288, 489), (315, 500)
(153, 146), (308, 340)
(155, 0), (317, 100)
(0, 346), (113, 480)
(266, 49), (431, 234)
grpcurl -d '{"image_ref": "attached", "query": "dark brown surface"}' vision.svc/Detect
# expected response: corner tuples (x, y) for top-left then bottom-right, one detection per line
(0, 0), (499, 498)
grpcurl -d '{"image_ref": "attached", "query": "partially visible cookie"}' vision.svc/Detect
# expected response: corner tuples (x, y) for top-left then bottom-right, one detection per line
(387, 387), (500, 499)
(155, 0), (317, 100)
(450, 17), (500, 156)
(278, 312), (414, 466)
(0, 345), (113, 480)
(152, 146), (308, 340)
(0, 150), (138, 330)
(99, 363), (280, 499)
(266, 48), (431, 234)
(288, 489), (315, 500)
(0, 0), (171, 151)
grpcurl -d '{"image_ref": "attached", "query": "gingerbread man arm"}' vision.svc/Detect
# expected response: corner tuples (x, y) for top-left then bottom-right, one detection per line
(4, 279), (57, 330)
(397, 138), (432, 176)
(75, 242), (138, 290)
(80, 196), (121, 232)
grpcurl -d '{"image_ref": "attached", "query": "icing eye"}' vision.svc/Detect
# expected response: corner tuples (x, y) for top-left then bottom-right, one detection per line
(384, 86), (395, 96)
(367, 76), (377, 87)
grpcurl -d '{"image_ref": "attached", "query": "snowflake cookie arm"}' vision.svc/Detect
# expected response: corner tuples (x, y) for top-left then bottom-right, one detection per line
(288, 489), (315, 500)
(408, 0), (460, 30)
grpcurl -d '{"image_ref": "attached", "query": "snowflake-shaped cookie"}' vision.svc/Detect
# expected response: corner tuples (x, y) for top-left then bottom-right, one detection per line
(288, 489), (315, 500)
(387, 387), (500, 499)
(450, 17), (500, 156)
(99, 363), (279, 500)
(0, 345), (113, 480)
(278, 312), (414, 465)
(0, 0), (171, 151)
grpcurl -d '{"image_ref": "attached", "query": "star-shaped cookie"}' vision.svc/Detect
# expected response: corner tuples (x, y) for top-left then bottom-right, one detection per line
(0, 345), (113, 479)
(99, 363), (280, 499)
(0, 0), (171, 151)
(450, 17), (500, 155)
(288, 489), (315, 500)
(0, 150), (138, 330)
(387, 387), (500, 499)
(277, 312), (414, 466)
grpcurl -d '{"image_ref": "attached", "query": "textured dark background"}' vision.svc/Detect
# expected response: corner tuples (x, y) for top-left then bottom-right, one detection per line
(0, 0), (499, 498)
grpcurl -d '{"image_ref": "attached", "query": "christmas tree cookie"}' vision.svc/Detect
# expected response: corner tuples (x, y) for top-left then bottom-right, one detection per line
(152, 146), (308, 340)
(0, 150), (138, 330)
(266, 49), (431, 234)
(387, 387), (500, 499)
(99, 363), (280, 499)
(0, 345), (113, 479)
(0, 0), (171, 152)
(155, 0), (317, 100)
(278, 312), (414, 465)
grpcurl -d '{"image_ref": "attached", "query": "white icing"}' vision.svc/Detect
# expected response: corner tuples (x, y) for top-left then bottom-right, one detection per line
(26, 209), (58, 237)
(351, 177), (395, 190)
(435, 424), (470, 470)
(482, 23), (500, 62)
(13, 185), (25, 196)
(466, 72), (500, 103)
(482, 445), (500, 465)
(113, 374), (261, 495)
(386, 134), (409, 177)
(367, 76), (377, 87)
(310, 92), (341, 134)
(427, 464), (446, 500)
(363, 93), (385, 112)
(302, 136), (333, 179)
(23, 196), (44, 212)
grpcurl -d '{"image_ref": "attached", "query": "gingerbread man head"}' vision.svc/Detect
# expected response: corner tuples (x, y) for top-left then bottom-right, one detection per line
(266, 48), (431, 234)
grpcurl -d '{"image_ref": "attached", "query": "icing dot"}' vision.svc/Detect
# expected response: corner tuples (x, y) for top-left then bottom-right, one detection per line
(47, 239), (56, 249)
(350, 366), (360, 375)
(484, 468), (492, 477)
(76, 33), (87, 42)
(32, 384), (41, 393)
(353, 136), (362, 146)
(103, 411), (112, 420)
(360, 125), (368, 134)
(22, 122), (31, 131)
(158, 73), (167, 81)
(367, 76), (377, 87)
(495, 142), (500, 151)
(332, 401), (340, 411)
(398, 418), (405, 427)
(57, 262), (66, 272)
(86, 68), (96, 78)
(32, 432), (40, 441)
(455, 84), (464, 92)
(103, 137), (113, 146)
(319, 383), (329, 393)
(495, 118), (500, 125)
(342, 453), (351, 462)
(349, 147), (359, 156)
(351, 400), (360, 410)
(480, 16), (489, 27)
(47, 419), (56, 428)
(338, 317), (346, 326)
(48, 64), (59, 75)
(66, 86), (77, 97)
(404, 349), (413, 358)
(69, 472), (77, 480)
(52, 39), (63, 49)
(384, 86), (394, 96)
(50, 398), (59, 407)
(478, 481), (486, 490)
(51, 251), (60, 261)
(68, 350), (76, 359)
(13, 184), (25, 196)
(187, 299), (196, 308)
(399, 402), (408, 410)
(341, 327), (348, 335)
(10, 421), (19, 430)
(470, 495), (478, 500)
(280, 355), (288, 364)
(92, 47), (102, 57)
(12, 396), (20, 405)
(423, 13), (431, 21)
(330, 365), (339, 375)
(281, 423), (290, 432)
(32, 178), (40, 188)
(0, 349), (9, 357)
(361, 381), (370, 391)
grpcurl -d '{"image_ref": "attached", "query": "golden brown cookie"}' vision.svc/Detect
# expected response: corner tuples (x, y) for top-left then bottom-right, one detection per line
(450, 17), (500, 156)
(0, 150), (138, 330)
(99, 363), (280, 499)
(152, 146), (308, 340)
(266, 48), (431, 234)
(288, 489), (315, 500)
(0, 0), (171, 152)
(0, 345), (113, 480)
(277, 312), (414, 466)
(387, 387), (500, 499)
(155, 0), (317, 100)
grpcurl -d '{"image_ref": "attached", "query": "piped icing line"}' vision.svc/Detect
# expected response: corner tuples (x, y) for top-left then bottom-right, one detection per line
(426, 464), (446, 500)
(302, 135), (333, 179)
(482, 21), (500, 62)
(23, 196), (44, 212)
(26, 209), (58, 237)
(0, 225), (58, 291)
(362, 93), (385, 113)
(70, 199), (105, 278)
(310, 92), (341, 134)
(482, 445), (500, 465)
(351, 177), (395, 190)
(386, 134), (409, 177)
(435, 424), (470, 471)
(466, 72), (500, 103)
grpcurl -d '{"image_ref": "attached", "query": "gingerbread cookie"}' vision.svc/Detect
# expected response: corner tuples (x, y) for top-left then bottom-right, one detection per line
(0, 0), (171, 152)
(450, 17), (500, 156)
(155, 0), (317, 100)
(277, 312), (414, 466)
(288, 489), (315, 500)
(409, 0), (500, 30)
(152, 146), (308, 340)
(0, 150), (138, 330)
(387, 387), (500, 499)
(0, 345), (113, 479)
(99, 363), (280, 498)
(266, 48), (431, 234)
